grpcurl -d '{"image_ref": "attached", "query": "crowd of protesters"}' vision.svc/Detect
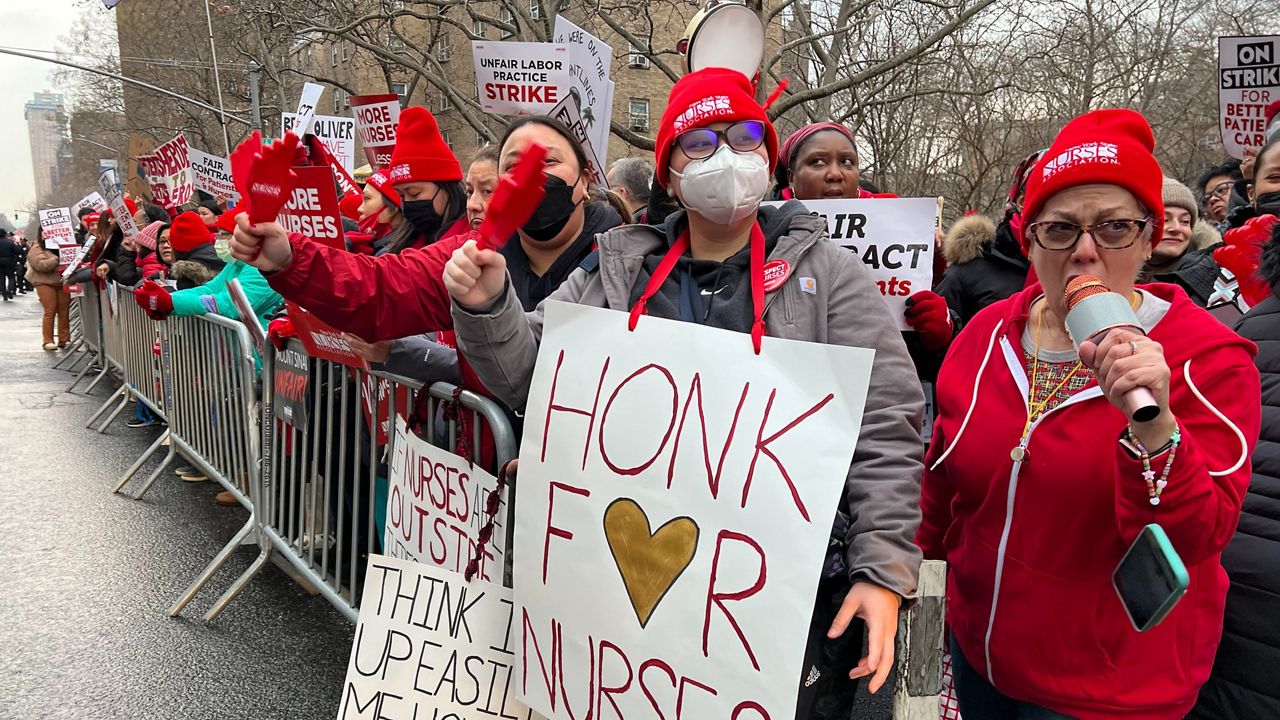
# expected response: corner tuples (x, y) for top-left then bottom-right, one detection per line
(29, 51), (1280, 719)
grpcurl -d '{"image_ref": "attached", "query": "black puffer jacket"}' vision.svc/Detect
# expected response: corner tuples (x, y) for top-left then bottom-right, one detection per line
(936, 213), (1029, 325)
(1188, 228), (1280, 719)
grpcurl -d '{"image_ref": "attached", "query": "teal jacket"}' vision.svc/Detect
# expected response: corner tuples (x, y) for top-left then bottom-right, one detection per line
(170, 260), (282, 329)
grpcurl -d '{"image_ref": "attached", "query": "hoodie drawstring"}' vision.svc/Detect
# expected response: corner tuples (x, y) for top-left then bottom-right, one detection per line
(930, 321), (1004, 471)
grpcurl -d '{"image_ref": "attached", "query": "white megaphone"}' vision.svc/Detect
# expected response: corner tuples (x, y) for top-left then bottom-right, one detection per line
(676, 0), (765, 82)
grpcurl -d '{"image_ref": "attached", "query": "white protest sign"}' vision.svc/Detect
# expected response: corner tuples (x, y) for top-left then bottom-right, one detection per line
(384, 417), (510, 583)
(291, 82), (325, 137)
(514, 302), (873, 720)
(71, 192), (108, 217)
(765, 197), (937, 330)
(38, 208), (76, 247)
(351, 93), (401, 171)
(283, 112), (357, 173)
(552, 17), (614, 173)
(336, 555), (544, 720)
(472, 42), (570, 115)
(1219, 36), (1280, 160)
(137, 133), (194, 208)
(187, 147), (240, 203)
(548, 93), (605, 187)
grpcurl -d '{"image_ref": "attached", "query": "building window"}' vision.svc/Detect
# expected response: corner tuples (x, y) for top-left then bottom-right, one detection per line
(341, 40), (349, 60)
(629, 98), (649, 132)
(332, 88), (342, 113)
(343, 91), (351, 111)
(557, 0), (570, 8)
(437, 32), (451, 62)
(441, 130), (451, 146)
(501, 9), (515, 39)
(391, 82), (408, 105)
(473, 19), (485, 38)
(389, 32), (405, 52)
(330, 44), (338, 67)
(628, 43), (650, 69)
(477, 132), (488, 145)
(530, 0), (541, 19)
(438, 92), (452, 112)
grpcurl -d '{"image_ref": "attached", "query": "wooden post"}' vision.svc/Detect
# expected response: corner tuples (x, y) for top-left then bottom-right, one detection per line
(893, 560), (947, 720)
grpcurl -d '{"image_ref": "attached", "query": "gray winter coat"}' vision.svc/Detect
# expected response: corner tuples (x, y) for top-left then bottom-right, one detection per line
(451, 202), (925, 598)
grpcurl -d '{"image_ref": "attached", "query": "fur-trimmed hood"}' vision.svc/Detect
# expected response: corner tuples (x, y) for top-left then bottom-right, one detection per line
(943, 214), (996, 265)
(1191, 220), (1223, 251)
(169, 259), (220, 286)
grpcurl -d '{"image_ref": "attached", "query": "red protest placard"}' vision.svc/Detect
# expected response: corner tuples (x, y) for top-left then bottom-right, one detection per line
(351, 93), (401, 171)
(286, 301), (369, 370)
(358, 372), (413, 446)
(137, 133), (194, 208)
(277, 166), (346, 249)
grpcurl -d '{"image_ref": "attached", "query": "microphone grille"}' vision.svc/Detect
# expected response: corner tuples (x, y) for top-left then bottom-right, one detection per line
(1064, 274), (1109, 310)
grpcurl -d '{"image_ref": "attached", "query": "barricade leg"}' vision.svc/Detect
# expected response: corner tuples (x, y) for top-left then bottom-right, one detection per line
(115, 429), (171, 493)
(84, 384), (127, 429)
(53, 340), (83, 370)
(169, 516), (258, 618)
(203, 538), (273, 622)
(95, 390), (132, 433)
(83, 364), (111, 394)
(66, 359), (96, 393)
(118, 443), (175, 496)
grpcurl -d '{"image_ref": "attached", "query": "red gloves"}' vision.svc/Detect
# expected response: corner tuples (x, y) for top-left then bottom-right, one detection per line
(134, 280), (174, 320)
(1214, 214), (1278, 307)
(267, 316), (297, 351)
(904, 290), (954, 351)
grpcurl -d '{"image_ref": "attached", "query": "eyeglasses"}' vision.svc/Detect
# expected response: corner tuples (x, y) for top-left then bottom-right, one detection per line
(1204, 181), (1233, 202)
(674, 120), (767, 160)
(1026, 218), (1151, 251)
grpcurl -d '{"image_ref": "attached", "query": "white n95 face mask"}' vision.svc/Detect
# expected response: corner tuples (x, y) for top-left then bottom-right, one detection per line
(670, 144), (770, 225)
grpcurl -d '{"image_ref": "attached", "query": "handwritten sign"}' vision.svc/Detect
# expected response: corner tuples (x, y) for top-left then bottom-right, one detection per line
(1219, 35), (1280, 160)
(336, 555), (544, 720)
(187, 147), (240, 203)
(384, 418), (509, 583)
(137, 133), (194, 208)
(351, 93), (401, 171)
(472, 42), (570, 116)
(278, 166), (345, 249)
(552, 17), (614, 174)
(283, 112), (357, 173)
(514, 302), (874, 720)
(765, 197), (937, 330)
(273, 346), (311, 427)
(548, 93), (605, 187)
(291, 82), (325, 137)
(38, 207), (75, 247)
(71, 192), (107, 217)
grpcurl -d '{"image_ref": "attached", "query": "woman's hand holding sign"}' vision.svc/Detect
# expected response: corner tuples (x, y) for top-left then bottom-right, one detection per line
(445, 238), (508, 309)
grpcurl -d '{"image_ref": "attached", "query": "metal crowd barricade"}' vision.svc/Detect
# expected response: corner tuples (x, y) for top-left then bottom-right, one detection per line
(84, 284), (155, 433)
(202, 342), (518, 623)
(52, 295), (86, 371)
(66, 284), (105, 391)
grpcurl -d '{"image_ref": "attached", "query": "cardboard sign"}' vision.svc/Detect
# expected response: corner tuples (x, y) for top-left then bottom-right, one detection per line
(137, 133), (194, 208)
(58, 246), (80, 267)
(764, 197), (937, 330)
(552, 17), (614, 173)
(472, 42), (570, 115)
(287, 301), (370, 370)
(188, 147), (241, 203)
(273, 346), (311, 427)
(71, 192), (108, 216)
(284, 112), (357, 173)
(278, 166), (346, 249)
(38, 207), (76, 247)
(351, 93), (401, 171)
(384, 417), (509, 582)
(336, 555), (544, 720)
(227, 277), (266, 354)
(291, 82), (325, 137)
(1219, 36), (1280, 160)
(548, 93), (605, 187)
(514, 302), (874, 720)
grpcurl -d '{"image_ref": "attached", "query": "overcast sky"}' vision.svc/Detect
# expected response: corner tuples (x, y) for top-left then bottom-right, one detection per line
(0, 0), (92, 223)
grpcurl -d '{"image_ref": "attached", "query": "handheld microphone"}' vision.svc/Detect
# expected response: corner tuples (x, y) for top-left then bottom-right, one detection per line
(1064, 275), (1161, 423)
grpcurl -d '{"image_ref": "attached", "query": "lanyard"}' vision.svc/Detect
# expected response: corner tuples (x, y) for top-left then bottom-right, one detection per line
(627, 224), (767, 354)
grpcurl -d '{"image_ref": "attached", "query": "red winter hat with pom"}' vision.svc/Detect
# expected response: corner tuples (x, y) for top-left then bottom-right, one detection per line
(366, 170), (401, 208)
(1020, 108), (1165, 250)
(388, 107), (462, 186)
(653, 67), (779, 188)
(167, 210), (214, 252)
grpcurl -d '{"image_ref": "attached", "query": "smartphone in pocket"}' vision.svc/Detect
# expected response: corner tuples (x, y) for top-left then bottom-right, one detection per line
(1112, 524), (1190, 632)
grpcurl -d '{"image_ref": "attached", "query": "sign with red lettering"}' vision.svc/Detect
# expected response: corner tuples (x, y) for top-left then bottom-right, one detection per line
(472, 42), (570, 116)
(764, 198), (937, 330)
(71, 192), (107, 217)
(351, 93), (401, 171)
(359, 372), (412, 446)
(514, 302), (874, 720)
(273, 346), (311, 427)
(384, 418), (509, 582)
(187, 147), (240, 203)
(137, 133), (194, 208)
(287, 301), (369, 369)
(278, 166), (345, 249)
(283, 112), (356, 173)
(336, 555), (545, 720)
(38, 207), (75, 247)
(1220, 36), (1280, 160)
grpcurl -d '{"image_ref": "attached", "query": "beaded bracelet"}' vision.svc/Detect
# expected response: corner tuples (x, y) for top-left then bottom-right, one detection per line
(1128, 427), (1183, 506)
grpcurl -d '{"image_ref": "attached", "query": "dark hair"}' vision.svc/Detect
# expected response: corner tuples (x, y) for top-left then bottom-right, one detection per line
(386, 181), (467, 253)
(194, 193), (222, 216)
(142, 202), (169, 224)
(498, 116), (591, 186)
(608, 157), (653, 206)
(1196, 159), (1243, 196)
(76, 206), (94, 219)
(1254, 136), (1280, 183)
(859, 177), (882, 194)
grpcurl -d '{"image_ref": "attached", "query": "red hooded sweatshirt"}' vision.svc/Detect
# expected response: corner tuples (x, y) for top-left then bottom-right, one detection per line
(919, 283), (1260, 720)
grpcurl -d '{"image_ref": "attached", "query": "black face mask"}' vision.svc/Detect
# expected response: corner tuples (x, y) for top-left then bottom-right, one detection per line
(402, 193), (444, 239)
(1255, 191), (1280, 218)
(522, 175), (581, 242)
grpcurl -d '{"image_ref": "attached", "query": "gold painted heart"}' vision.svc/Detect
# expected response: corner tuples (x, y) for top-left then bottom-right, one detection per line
(603, 498), (700, 628)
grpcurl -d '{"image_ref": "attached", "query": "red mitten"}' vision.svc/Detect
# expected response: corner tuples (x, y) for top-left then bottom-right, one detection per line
(134, 280), (174, 320)
(246, 133), (300, 223)
(904, 290), (954, 351)
(477, 143), (547, 249)
(1214, 214), (1278, 306)
(267, 316), (297, 351)
(346, 231), (377, 256)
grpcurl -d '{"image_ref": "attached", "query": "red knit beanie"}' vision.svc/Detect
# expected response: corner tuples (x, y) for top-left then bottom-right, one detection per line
(168, 211), (214, 252)
(366, 170), (402, 208)
(654, 68), (778, 188)
(1020, 108), (1165, 251)
(388, 107), (462, 186)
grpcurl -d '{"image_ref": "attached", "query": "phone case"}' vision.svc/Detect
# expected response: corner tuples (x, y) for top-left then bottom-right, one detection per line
(1113, 523), (1190, 632)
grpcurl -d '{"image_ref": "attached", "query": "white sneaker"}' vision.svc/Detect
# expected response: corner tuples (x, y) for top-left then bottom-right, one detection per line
(42, 343), (57, 351)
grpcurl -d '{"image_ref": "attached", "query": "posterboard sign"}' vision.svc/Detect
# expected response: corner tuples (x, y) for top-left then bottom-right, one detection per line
(335, 555), (544, 720)
(287, 301), (370, 370)
(137, 133), (194, 208)
(472, 42), (570, 116)
(227, 277), (266, 354)
(553, 17), (614, 173)
(38, 208), (75, 247)
(278, 166), (346, 249)
(764, 197), (937, 330)
(351, 93), (401, 171)
(187, 147), (241, 203)
(273, 346), (311, 427)
(58, 246), (80, 267)
(72, 192), (107, 216)
(291, 82), (325, 137)
(283, 113), (356, 173)
(548, 93), (605, 187)
(514, 302), (874, 720)
(1219, 36), (1280, 160)
(384, 417), (509, 582)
